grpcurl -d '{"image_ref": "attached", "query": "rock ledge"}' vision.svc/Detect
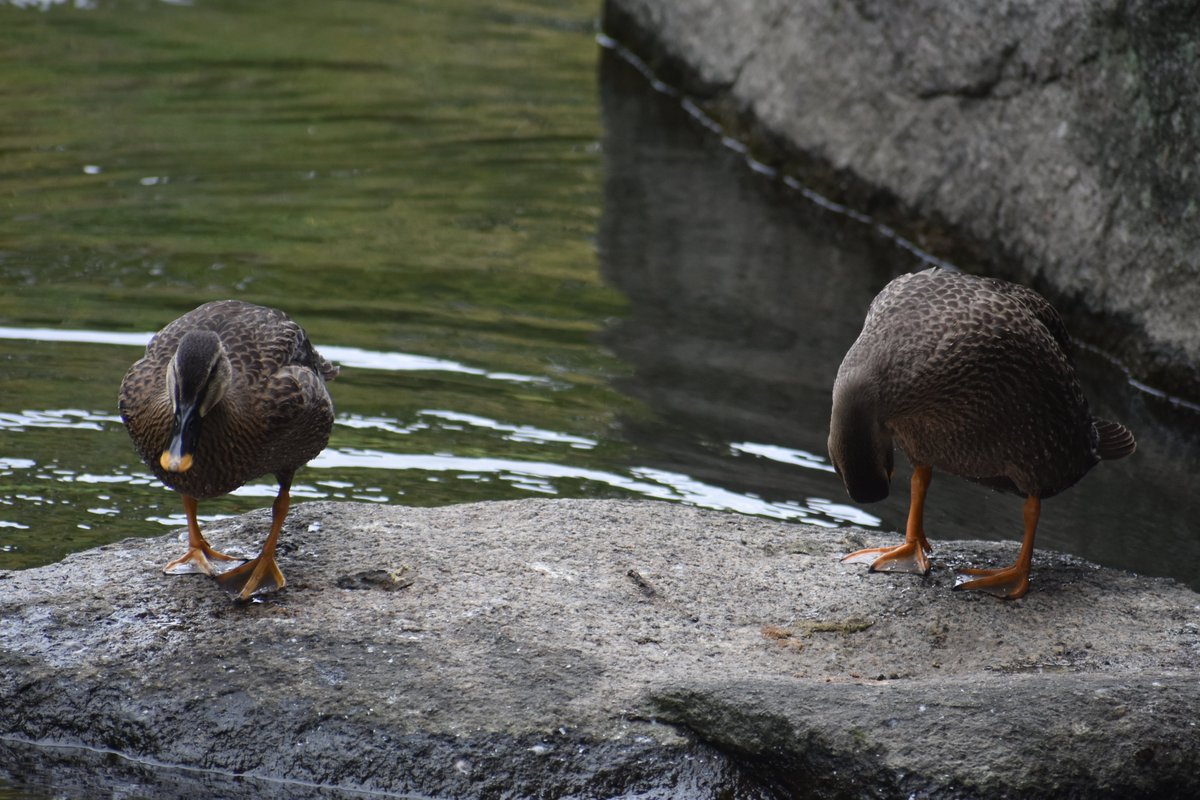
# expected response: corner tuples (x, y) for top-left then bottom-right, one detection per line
(2, 499), (1198, 798)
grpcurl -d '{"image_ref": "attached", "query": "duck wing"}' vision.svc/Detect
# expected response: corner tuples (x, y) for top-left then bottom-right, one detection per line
(984, 277), (1073, 356)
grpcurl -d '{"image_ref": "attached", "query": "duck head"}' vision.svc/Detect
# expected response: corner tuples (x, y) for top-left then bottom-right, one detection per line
(161, 330), (231, 473)
(828, 375), (894, 503)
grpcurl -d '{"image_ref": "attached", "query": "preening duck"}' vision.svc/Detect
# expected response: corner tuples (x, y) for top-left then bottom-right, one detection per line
(829, 268), (1135, 599)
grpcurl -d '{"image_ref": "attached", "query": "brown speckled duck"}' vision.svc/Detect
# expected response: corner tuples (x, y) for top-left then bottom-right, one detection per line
(828, 268), (1135, 599)
(119, 300), (338, 600)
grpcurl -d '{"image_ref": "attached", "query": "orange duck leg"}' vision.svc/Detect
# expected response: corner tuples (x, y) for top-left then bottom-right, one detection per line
(953, 495), (1039, 600)
(842, 465), (934, 575)
(163, 494), (242, 576)
(214, 479), (291, 601)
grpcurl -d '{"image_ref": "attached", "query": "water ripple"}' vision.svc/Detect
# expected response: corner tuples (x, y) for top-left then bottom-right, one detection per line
(418, 409), (597, 449)
(0, 409), (121, 432)
(729, 441), (836, 474)
(0, 326), (551, 384)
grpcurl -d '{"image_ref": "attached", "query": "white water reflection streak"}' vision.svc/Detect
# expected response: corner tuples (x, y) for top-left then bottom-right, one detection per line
(312, 447), (874, 527)
(0, 325), (879, 533)
(0, 326), (550, 384)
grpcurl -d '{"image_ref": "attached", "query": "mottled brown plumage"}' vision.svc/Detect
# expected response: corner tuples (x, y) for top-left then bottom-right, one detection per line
(119, 300), (338, 600)
(829, 268), (1135, 599)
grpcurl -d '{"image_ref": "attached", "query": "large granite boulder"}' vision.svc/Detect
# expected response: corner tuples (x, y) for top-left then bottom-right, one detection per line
(2, 499), (1197, 797)
(602, 0), (1200, 402)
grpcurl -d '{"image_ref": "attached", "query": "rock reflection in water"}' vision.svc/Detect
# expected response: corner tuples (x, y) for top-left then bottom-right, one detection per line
(596, 46), (1200, 592)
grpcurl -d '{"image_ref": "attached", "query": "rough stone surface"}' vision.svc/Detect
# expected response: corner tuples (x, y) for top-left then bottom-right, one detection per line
(2, 499), (1198, 798)
(602, 0), (1200, 402)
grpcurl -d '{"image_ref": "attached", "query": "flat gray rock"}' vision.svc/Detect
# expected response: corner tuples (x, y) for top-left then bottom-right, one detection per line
(2, 499), (1197, 798)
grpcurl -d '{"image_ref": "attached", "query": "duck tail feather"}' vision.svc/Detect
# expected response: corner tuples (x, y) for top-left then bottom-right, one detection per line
(1094, 418), (1136, 460)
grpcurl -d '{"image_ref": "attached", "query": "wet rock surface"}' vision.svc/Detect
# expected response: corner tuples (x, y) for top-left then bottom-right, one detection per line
(602, 0), (1200, 402)
(1, 499), (1198, 798)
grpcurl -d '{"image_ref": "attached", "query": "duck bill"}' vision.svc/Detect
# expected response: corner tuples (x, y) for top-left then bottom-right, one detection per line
(159, 403), (200, 473)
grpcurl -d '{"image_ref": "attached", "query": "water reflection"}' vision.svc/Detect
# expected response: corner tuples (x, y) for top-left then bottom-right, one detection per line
(0, 409), (119, 432)
(313, 446), (863, 525)
(0, 326), (550, 384)
(416, 409), (598, 448)
(0, 328), (863, 567)
(595, 45), (1200, 591)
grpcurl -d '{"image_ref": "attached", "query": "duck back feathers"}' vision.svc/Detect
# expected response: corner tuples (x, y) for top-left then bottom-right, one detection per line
(830, 269), (1135, 500)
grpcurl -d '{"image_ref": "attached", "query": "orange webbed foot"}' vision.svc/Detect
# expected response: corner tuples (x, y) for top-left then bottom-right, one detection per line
(841, 539), (932, 575)
(164, 494), (244, 577)
(953, 495), (1039, 600)
(163, 542), (242, 576)
(953, 565), (1030, 600)
(213, 552), (286, 601)
(212, 482), (292, 601)
(841, 465), (934, 576)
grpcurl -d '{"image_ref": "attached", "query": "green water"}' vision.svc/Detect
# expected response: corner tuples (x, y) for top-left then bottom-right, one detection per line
(0, 0), (618, 568)
(0, 0), (870, 575)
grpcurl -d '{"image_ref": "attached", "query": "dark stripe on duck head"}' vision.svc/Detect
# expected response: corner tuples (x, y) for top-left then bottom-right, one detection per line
(161, 330), (229, 472)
